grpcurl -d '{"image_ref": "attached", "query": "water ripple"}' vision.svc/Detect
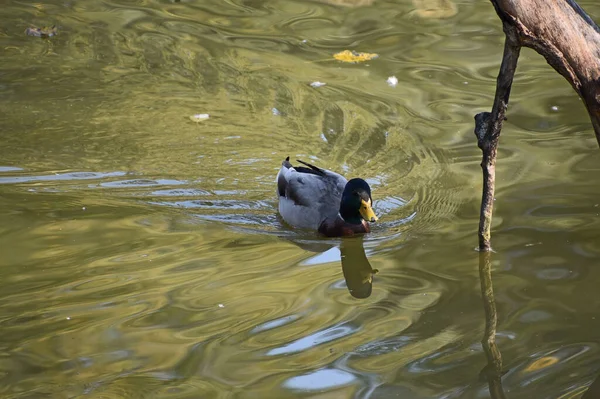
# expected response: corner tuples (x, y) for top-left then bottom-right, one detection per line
(2, 0), (600, 397)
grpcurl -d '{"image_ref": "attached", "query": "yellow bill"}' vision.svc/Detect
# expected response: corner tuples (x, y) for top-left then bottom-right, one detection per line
(360, 199), (378, 222)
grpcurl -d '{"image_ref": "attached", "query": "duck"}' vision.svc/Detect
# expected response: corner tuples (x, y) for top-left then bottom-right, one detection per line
(276, 157), (378, 237)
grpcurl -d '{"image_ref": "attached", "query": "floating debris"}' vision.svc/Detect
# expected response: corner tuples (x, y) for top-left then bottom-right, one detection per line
(272, 107), (281, 116)
(25, 25), (57, 38)
(333, 50), (378, 63)
(218, 304), (225, 308)
(189, 113), (210, 122)
(310, 81), (326, 88)
(386, 76), (398, 87)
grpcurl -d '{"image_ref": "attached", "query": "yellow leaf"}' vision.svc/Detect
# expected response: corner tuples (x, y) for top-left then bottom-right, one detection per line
(333, 50), (378, 63)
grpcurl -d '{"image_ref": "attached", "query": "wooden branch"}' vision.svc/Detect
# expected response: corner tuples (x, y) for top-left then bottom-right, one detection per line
(475, 34), (520, 251)
(476, 0), (600, 250)
(479, 251), (507, 399)
(491, 0), (600, 143)
(474, 4), (600, 394)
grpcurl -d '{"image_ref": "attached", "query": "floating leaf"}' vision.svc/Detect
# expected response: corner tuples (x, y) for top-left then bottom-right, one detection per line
(333, 50), (378, 63)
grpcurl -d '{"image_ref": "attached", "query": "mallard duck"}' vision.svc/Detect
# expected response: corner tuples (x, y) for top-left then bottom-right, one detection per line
(276, 157), (378, 237)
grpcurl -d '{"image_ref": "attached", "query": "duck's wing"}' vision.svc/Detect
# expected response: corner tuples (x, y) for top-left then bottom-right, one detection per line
(295, 159), (347, 195)
(277, 158), (347, 229)
(287, 159), (347, 206)
(277, 158), (346, 200)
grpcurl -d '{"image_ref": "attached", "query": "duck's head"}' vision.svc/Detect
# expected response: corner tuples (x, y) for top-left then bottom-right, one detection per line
(339, 178), (378, 225)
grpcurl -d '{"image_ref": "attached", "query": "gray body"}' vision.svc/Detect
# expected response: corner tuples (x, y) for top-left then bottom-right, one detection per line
(276, 159), (347, 230)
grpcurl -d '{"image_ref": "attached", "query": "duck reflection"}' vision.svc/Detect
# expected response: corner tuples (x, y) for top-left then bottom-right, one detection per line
(340, 236), (378, 298)
(285, 235), (377, 299)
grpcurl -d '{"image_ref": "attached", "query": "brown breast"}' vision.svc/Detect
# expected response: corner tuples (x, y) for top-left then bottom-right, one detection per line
(318, 216), (370, 237)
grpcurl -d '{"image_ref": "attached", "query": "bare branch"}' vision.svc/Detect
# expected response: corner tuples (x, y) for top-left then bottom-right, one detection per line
(475, 36), (520, 251)
(476, 0), (600, 250)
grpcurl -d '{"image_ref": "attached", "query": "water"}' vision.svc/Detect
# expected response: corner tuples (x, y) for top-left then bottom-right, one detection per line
(1, 0), (600, 397)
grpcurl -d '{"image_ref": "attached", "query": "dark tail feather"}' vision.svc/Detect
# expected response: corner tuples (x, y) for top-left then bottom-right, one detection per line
(296, 159), (326, 176)
(282, 156), (292, 169)
(278, 157), (291, 197)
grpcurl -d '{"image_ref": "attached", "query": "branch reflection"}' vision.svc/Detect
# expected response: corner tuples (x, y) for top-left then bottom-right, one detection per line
(479, 251), (507, 399)
(582, 373), (600, 398)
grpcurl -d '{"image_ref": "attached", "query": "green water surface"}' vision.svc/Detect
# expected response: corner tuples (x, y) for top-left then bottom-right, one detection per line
(1, 0), (600, 397)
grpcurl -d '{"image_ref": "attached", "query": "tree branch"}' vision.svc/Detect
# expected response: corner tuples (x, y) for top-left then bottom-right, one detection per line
(474, 33), (520, 251)
(476, 0), (600, 250)
(491, 0), (600, 143)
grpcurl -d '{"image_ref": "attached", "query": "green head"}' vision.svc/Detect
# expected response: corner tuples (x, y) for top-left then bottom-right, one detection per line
(339, 178), (378, 225)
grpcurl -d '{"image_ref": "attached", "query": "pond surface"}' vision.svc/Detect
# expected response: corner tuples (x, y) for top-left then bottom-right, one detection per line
(2, 0), (600, 397)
